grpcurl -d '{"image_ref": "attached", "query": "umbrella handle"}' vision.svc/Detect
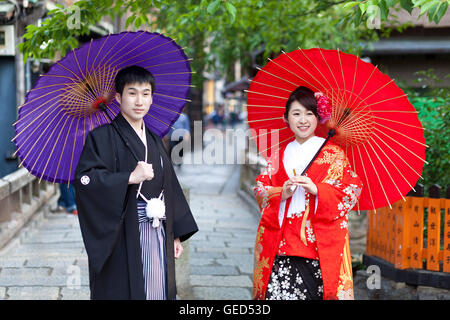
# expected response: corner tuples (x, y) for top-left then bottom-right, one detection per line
(300, 129), (336, 176)
(99, 103), (141, 163)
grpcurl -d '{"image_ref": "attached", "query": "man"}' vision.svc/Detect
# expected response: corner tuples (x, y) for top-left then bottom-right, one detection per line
(168, 110), (191, 166)
(75, 65), (198, 300)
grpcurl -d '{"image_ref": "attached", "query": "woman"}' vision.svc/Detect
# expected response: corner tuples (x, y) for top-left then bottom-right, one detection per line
(252, 86), (363, 300)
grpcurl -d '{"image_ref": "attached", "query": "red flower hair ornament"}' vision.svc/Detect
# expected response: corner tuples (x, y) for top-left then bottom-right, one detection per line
(314, 92), (332, 124)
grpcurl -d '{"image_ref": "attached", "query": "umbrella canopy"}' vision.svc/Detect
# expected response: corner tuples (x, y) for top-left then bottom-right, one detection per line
(13, 31), (192, 184)
(247, 48), (427, 211)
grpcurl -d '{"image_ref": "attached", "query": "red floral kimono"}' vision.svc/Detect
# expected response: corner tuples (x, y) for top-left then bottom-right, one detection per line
(253, 141), (363, 300)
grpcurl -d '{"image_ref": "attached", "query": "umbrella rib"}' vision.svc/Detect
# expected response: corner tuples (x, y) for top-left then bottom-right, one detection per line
(371, 116), (425, 130)
(153, 92), (192, 102)
(367, 135), (416, 192)
(373, 126), (428, 164)
(115, 38), (179, 68)
(142, 58), (193, 70)
(350, 65), (377, 107)
(336, 51), (357, 125)
(91, 32), (137, 73)
(338, 49), (346, 96)
(13, 97), (63, 142)
(349, 142), (361, 214)
(250, 79), (293, 93)
(85, 38), (93, 77)
(54, 61), (86, 85)
(249, 127), (288, 141)
(53, 116), (76, 183)
(157, 82), (195, 87)
(146, 113), (173, 129)
(105, 104), (118, 122)
(18, 87), (66, 110)
(137, 50), (192, 69)
(345, 94), (409, 125)
(151, 103), (182, 115)
(375, 122), (428, 147)
(292, 49), (332, 93)
(259, 135), (293, 157)
(354, 79), (395, 110)
(105, 32), (161, 67)
(27, 83), (66, 92)
(371, 130), (425, 180)
(319, 48), (345, 110)
(245, 104), (285, 109)
(89, 33), (114, 74)
(57, 64), (95, 100)
(369, 110), (418, 113)
(364, 94), (408, 108)
(244, 90), (287, 100)
(72, 47), (87, 80)
(246, 117), (284, 124)
(96, 64), (116, 100)
(267, 56), (321, 92)
(17, 109), (65, 166)
(366, 138), (406, 202)
(340, 115), (373, 140)
(39, 74), (82, 82)
(297, 48), (339, 104)
(152, 71), (195, 76)
(254, 66), (300, 88)
(62, 80), (97, 108)
(354, 144), (377, 210)
(348, 56), (362, 108)
(37, 115), (71, 182)
(103, 64), (118, 97)
(14, 94), (59, 127)
(282, 50), (327, 93)
(68, 117), (81, 184)
(131, 47), (187, 65)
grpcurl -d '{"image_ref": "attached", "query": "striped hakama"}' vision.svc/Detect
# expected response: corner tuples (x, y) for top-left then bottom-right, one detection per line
(137, 200), (167, 300)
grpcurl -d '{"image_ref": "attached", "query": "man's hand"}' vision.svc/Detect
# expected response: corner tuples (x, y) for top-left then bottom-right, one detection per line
(129, 161), (154, 184)
(174, 237), (183, 259)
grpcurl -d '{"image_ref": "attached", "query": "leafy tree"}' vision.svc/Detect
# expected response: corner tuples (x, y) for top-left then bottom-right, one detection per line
(401, 71), (450, 190)
(19, 0), (449, 86)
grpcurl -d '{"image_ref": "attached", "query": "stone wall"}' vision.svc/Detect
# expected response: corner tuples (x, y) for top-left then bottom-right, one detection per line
(0, 168), (56, 250)
(354, 269), (450, 300)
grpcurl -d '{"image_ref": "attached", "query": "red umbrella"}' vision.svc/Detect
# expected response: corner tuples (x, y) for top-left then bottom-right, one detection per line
(246, 48), (427, 211)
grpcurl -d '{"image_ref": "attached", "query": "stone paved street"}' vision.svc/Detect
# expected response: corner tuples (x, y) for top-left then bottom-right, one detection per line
(175, 161), (259, 300)
(0, 210), (90, 300)
(0, 139), (260, 300)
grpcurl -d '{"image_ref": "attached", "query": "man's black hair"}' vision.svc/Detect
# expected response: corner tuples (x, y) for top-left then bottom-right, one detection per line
(114, 65), (155, 95)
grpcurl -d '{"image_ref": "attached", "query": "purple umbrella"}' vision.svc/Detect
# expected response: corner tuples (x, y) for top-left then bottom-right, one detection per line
(13, 31), (192, 184)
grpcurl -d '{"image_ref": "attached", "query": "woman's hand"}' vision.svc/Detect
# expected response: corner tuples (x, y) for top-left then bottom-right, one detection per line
(174, 237), (183, 259)
(293, 175), (318, 196)
(281, 178), (298, 201)
(281, 176), (318, 201)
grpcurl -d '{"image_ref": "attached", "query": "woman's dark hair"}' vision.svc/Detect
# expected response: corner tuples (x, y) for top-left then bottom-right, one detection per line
(114, 65), (155, 95)
(284, 86), (319, 120)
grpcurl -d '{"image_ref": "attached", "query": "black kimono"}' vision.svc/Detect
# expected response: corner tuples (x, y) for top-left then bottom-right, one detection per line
(74, 113), (198, 300)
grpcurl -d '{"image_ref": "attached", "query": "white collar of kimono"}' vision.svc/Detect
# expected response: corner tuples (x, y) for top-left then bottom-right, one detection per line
(135, 122), (164, 200)
(278, 136), (325, 227)
(135, 122), (166, 227)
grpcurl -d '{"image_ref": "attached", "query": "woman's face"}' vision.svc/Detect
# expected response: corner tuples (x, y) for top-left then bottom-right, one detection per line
(285, 100), (318, 144)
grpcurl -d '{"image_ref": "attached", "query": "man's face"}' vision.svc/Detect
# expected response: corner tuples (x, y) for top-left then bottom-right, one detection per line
(115, 82), (153, 124)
